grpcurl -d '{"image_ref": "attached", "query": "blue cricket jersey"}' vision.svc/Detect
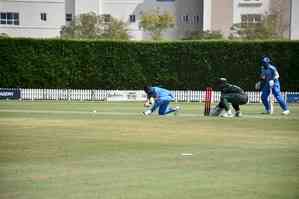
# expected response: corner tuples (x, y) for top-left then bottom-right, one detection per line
(261, 64), (280, 81)
(152, 87), (174, 101)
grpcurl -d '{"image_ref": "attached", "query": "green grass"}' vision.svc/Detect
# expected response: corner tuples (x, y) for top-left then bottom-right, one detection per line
(0, 101), (299, 199)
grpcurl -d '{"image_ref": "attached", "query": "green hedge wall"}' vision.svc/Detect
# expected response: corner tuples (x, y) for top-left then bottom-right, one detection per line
(0, 38), (298, 90)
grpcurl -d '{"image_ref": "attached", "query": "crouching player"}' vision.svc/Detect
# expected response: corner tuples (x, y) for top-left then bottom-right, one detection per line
(210, 78), (248, 117)
(143, 86), (179, 116)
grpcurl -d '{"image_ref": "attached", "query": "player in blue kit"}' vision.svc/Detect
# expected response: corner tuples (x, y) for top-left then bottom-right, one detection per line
(258, 56), (290, 115)
(143, 86), (179, 116)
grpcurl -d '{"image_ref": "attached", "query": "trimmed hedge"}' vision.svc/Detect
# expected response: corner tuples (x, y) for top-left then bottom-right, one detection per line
(0, 38), (298, 90)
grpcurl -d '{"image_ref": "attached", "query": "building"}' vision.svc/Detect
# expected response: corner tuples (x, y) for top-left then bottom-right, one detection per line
(291, 0), (299, 39)
(269, 0), (291, 38)
(0, 0), (202, 39)
(0, 0), (298, 40)
(203, 0), (234, 37)
(204, 0), (271, 37)
(65, 0), (203, 40)
(0, 0), (65, 38)
(204, 0), (299, 40)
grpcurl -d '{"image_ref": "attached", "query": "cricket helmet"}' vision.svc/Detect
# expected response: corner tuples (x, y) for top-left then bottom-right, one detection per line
(144, 86), (153, 94)
(218, 77), (227, 83)
(216, 77), (227, 88)
(261, 56), (271, 66)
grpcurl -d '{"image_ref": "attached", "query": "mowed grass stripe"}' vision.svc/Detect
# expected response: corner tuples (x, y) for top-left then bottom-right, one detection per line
(0, 108), (298, 120)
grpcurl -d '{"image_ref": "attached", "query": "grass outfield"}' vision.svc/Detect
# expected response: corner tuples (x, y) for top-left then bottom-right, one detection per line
(0, 101), (298, 199)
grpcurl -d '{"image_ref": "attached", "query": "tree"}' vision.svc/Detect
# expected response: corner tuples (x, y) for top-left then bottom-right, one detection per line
(61, 12), (129, 40)
(230, 14), (282, 40)
(182, 30), (223, 40)
(102, 17), (130, 40)
(139, 9), (175, 40)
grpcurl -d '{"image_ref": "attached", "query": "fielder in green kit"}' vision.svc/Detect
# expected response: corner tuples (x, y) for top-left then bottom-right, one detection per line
(210, 78), (248, 117)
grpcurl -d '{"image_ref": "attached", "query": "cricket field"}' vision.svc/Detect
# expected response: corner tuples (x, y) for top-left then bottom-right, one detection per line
(0, 101), (298, 199)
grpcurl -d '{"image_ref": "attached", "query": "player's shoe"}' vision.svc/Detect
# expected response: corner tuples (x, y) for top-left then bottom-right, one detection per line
(143, 110), (152, 116)
(209, 106), (224, 117)
(261, 111), (272, 115)
(282, 110), (290, 115)
(221, 110), (233, 118)
(235, 111), (242, 117)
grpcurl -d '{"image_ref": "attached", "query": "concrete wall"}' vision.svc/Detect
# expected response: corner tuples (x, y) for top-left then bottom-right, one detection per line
(102, 0), (146, 40)
(0, 0), (65, 38)
(203, 0), (211, 31)
(291, 0), (299, 39)
(211, 0), (233, 37)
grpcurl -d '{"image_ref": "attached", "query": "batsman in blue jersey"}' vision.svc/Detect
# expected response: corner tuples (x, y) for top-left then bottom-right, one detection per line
(258, 56), (290, 115)
(143, 86), (179, 116)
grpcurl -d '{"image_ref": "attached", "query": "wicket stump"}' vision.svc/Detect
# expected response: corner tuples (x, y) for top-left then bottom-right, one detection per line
(204, 87), (213, 116)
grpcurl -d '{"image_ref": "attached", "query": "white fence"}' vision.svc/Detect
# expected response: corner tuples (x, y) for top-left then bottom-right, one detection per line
(2, 88), (294, 103)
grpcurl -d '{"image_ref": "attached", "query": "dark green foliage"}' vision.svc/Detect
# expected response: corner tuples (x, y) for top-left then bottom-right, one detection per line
(0, 38), (298, 90)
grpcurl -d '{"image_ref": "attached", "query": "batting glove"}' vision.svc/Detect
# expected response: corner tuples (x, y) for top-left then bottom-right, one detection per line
(143, 109), (152, 116)
(269, 80), (274, 88)
(255, 81), (261, 90)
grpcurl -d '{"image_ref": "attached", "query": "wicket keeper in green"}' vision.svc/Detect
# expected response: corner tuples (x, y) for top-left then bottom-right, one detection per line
(210, 78), (248, 117)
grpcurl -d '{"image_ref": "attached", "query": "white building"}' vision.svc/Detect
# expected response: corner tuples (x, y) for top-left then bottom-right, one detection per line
(65, 0), (202, 40)
(0, 0), (65, 38)
(233, 0), (270, 24)
(291, 0), (299, 39)
(0, 0), (204, 39)
(0, 0), (203, 40)
(203, 0), (271, 37)
(0, 0), (298, 40)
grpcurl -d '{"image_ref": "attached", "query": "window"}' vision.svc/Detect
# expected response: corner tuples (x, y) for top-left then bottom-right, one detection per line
(182, 15), (189, 24)
(181, 15), (200, 25)
(41, 13), (47, 21)
(194, 16), (200, 24)
(0, 12), (19, 25)
(239, 0), (262, 6)
(129, 15), (136, 23)
(66, 13), (72, 22)
(0, 13), (5, 24)
(185, 15), (189, 23)
(241, 14), (261, 23)
(241, 14), (261, 27)
(7, 13), (13, 24)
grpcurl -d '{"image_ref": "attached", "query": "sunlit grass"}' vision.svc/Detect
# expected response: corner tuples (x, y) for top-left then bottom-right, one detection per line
(0, 101), (298, 199)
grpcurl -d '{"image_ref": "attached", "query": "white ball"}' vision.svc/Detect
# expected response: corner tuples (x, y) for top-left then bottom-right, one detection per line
(93, 110), (97, 113)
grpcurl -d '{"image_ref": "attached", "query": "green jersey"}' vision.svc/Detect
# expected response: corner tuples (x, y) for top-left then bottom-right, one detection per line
(221, 83), (244, 94)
